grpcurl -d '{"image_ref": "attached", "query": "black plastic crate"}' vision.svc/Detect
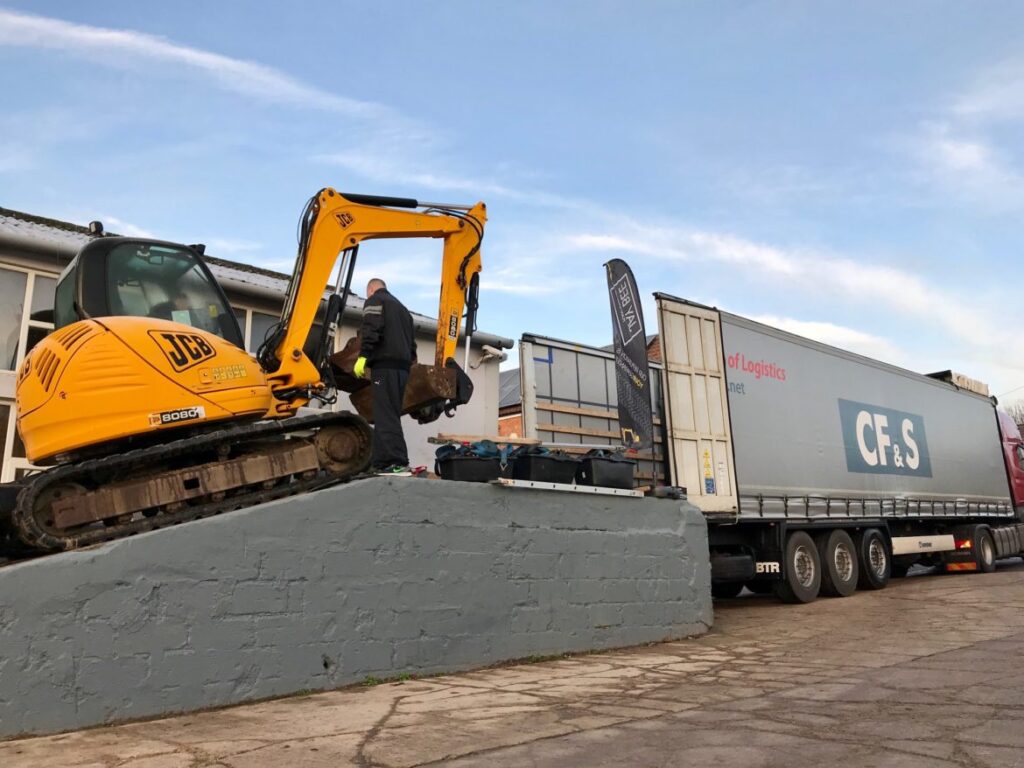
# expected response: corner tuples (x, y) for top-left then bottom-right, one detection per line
(436, 455), (514, 483)
(436, 455), (500, 483)
(513, 453), (579, 484)
(576, 455), (636, 489)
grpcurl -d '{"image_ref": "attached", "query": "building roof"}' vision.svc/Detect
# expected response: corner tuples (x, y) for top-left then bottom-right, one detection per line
(0, 206), (91, 255)
(0, 206), (513, 349)
(499, 368), (521, 409)
(599, 333), (659, 353)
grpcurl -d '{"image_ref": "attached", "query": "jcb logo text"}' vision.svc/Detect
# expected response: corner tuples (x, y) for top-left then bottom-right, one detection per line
(150, 331), (216, 371)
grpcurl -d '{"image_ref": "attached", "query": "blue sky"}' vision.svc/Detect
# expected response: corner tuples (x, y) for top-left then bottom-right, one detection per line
(3, 2), (1024, 398)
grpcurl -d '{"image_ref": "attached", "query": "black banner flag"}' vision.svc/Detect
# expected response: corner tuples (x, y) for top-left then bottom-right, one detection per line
(604, 259), (653, 452)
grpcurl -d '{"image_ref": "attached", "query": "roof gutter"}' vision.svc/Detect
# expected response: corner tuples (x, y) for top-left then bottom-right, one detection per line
(0, 231), (80, 260)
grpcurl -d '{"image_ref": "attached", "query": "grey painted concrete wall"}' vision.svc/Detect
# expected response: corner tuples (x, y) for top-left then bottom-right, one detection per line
(0, 478), (710, 739)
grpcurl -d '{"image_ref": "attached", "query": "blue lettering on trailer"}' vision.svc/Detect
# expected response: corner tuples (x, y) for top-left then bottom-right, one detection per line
(838, 399), (933, 478)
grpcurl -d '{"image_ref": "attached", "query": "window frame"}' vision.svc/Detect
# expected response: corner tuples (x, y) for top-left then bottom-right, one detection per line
(0, 262), (59, 482)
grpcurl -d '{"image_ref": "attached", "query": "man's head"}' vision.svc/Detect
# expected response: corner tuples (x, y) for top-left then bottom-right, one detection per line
(366, 278), (387, 298)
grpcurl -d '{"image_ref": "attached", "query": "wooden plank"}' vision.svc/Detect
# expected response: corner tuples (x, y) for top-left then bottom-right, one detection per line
(554, 445), (659, 461)
(536, 402), (662, 426)
(537, 402), (615, 419)
(431, 434), (542, 446)
(537, 422), (619, 439)
(537, 422), (663, 443)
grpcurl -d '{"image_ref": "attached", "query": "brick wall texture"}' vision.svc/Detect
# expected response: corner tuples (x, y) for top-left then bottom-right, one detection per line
(0, 477), (711, 739)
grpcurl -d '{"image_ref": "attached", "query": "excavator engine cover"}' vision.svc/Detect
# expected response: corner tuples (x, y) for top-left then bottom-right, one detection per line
(330, 336), (473, 424)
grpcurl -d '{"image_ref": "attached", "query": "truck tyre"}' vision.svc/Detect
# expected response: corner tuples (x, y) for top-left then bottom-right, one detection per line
(816, 529), (859, 597)
(774, 531), (821, 604)
(711, 581), (744, 599)
(973, 527), (996, 574)
(855, 528), (890, 591)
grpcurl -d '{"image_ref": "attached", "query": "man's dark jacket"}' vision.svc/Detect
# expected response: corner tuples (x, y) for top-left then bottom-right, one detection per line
(359, 288), (416, 370)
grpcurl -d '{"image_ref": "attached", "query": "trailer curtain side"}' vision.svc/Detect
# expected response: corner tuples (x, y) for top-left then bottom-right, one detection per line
(656, 294), (1014, 521)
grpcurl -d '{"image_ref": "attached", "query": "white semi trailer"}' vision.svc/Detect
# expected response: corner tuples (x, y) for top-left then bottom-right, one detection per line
(655, 294), (1024, 602)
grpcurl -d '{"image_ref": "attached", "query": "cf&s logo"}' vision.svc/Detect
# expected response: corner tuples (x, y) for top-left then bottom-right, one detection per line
(838, 399), (932, 478)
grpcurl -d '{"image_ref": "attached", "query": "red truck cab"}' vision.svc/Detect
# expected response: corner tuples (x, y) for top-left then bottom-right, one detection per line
(997, 409), (1024, 509)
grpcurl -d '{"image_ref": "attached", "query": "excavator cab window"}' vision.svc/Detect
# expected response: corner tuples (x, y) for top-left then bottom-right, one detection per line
(54, 237), (244, 348)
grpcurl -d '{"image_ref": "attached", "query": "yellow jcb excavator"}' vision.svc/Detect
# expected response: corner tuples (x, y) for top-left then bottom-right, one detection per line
(9, 188), (486, 552)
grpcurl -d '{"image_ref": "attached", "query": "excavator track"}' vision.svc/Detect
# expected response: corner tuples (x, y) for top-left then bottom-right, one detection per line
(11, 411), (372, 553)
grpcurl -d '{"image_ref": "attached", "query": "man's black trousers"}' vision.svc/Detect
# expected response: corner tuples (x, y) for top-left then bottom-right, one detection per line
(370, 367), (409, 468)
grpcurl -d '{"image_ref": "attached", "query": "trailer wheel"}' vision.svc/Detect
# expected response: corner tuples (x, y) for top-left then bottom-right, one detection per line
(816, 529), (859, 597)
(973, 527), (996, 574)
(711, 581), (744, 599)
(855, 528), (890, 591)
(774, 531), (821, 604)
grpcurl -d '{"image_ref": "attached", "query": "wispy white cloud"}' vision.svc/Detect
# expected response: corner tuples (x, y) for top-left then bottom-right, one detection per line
(0, 8), (388, 117)
(906, 54), (1024, 213)
(748, 315), (904, 364)
(0, 10), (582, 214)
(952, 57), (1024, 122)
(559, 216), (1017, 365)
(314, 150), (593, 211)
(563, 215), (1024, 392)
(98, 215), (157, 239)
(909, 122), (1024, 211)
(205, 237), (264, 255)
(0, 143), (31, 173)
(318, 151), (519, 199)
(350, 251), (573, 299)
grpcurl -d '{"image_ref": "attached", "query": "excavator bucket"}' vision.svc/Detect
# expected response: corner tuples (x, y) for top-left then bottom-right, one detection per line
(330, 336), (473, 424)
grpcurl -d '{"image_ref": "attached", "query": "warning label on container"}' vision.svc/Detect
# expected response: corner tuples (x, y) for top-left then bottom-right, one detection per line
(703, 450), (716, 494)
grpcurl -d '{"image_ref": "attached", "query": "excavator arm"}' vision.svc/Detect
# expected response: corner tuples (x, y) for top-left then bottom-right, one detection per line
(258, 188), (485, 415)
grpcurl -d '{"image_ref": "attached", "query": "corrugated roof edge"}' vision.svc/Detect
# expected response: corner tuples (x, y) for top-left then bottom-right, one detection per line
(0, 206), (513, 349)
(0, 206), (89, 236)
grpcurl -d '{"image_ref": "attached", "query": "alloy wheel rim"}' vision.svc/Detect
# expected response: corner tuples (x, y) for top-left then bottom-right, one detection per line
(834, 543), (855, 582)
(793, 545), (815, 588)
(868, 538), (887, 577)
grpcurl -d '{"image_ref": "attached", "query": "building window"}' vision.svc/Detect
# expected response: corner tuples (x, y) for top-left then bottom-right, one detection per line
(249, 311), (277, 354)
(0, 267), (57, 373)
(0, 268), (27, 371)
(0, 400), (10, 480)
(0, 398), (34, 482)
(0, 264), (59, 482)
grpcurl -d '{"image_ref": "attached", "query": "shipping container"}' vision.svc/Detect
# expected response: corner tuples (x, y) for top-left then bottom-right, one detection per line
(656, 293), (1024, 602)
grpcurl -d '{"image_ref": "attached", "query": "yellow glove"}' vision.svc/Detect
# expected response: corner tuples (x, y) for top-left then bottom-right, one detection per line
(353, 356), (368, 379)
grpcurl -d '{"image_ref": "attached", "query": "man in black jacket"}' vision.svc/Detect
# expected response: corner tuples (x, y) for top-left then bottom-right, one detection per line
(354, 278), (416, 473)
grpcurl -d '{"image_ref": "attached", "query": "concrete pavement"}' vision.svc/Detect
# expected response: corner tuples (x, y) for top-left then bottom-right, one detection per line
(4, 562), (1024, 767)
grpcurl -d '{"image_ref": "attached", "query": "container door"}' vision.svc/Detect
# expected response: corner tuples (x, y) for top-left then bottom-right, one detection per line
(656, 297), (738, 513)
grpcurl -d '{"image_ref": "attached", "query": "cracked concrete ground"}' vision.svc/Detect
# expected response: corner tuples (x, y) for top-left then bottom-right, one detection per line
(4, 562), (1024, 767)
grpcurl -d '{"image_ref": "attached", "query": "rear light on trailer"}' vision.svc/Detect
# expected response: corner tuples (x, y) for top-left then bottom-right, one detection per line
(946, 562), (978, 572)
(956, 538), (973, 550)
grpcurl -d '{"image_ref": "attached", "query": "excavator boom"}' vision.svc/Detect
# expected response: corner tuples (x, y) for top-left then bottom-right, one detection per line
(259, 189), (485, 416)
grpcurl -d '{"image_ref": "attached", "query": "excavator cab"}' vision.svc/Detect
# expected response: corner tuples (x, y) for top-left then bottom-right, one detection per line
(53, 236), (244, 348)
